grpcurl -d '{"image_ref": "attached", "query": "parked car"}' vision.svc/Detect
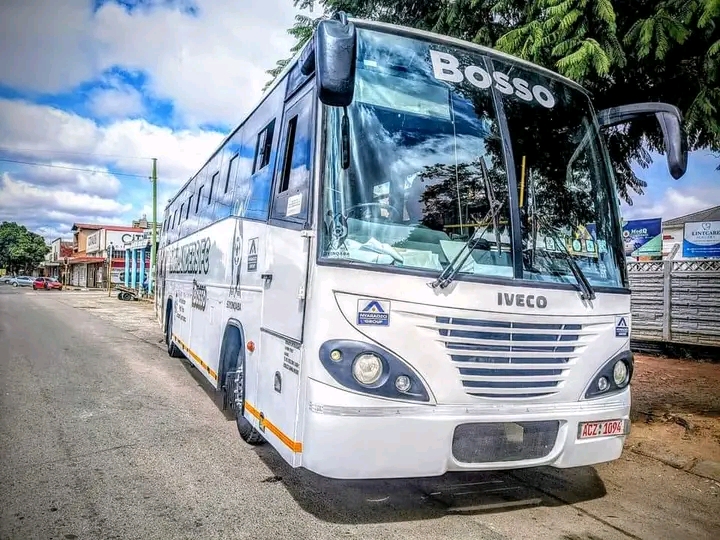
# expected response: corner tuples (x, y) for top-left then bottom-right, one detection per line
(0, 275), (14, 284)
(33, 277), (63, 290)
(10, 276), (34, 287)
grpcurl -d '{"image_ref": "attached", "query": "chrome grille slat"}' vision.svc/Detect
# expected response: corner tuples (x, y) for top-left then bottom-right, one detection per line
(420, 322), (602, 336)
(432, 315), (598, 400)
(448, 350), (580, 359)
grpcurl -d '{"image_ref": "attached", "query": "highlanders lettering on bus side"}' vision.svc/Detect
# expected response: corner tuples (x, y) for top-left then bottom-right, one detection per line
(498, 292), (548, 309)
(429, 50), (556, 109)
(168, 237), (211, 275)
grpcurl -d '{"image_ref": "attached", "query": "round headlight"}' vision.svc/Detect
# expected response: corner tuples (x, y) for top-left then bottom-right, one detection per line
(352, 353), (383, 386)
(597, 376), (609, 392)
(613, 360), (629, 386)
(395, 375), (411, 393)
(329, 349), (342, 362)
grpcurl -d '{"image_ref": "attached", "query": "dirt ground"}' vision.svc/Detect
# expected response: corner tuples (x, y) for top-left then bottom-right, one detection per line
(628, 352), (720, 465)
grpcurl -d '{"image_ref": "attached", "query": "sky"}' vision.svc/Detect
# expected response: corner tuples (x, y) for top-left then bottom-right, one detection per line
(0, 0), (718, 242)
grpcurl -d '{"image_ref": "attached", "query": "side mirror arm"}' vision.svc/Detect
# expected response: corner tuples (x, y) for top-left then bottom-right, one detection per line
(596, 102), (688, 179)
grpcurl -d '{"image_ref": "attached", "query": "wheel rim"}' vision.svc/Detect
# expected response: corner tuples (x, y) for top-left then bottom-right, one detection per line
(230, 363), (245, 413)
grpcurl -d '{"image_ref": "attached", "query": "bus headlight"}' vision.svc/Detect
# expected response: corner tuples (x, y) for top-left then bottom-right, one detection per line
(613, 360), (629, 386)
(583, 350), (634, 399)
(352, 353), (383, 386)
(318, 339), (432, 402)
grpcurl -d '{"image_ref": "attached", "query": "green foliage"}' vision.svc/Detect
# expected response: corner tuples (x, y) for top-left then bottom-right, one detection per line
(269, 0), (720, 205)
(0, 221), (49, 274)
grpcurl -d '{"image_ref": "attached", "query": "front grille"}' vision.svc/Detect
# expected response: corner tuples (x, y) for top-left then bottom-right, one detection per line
(435, 316), (592, 399)
(452, 421), (560, 463)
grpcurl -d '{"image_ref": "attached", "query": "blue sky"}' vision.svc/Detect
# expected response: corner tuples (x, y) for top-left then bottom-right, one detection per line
(0, 0), (718, 241)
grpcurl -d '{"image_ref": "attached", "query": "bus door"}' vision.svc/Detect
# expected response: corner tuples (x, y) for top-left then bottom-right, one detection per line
(256, 83), (315, 464)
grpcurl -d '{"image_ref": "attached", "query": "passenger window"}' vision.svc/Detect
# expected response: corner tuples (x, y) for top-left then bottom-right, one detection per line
(225, 156), (238, 194)
(209, 172), (218, 203)
(186, 196), (192, 219)
(180, 203), (185, 222)
(196, 185), (204, 213)
(271, 90), (313, 223)
(253, 120), (276, 174)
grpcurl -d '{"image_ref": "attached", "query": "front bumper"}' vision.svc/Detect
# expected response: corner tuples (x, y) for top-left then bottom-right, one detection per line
(301, 378), (631, 480)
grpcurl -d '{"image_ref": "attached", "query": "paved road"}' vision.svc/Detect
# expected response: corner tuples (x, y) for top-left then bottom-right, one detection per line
(1, 286), (718, 540)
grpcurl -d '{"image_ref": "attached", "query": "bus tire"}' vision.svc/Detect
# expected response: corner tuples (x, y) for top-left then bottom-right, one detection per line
(165, 305), (183, 358)
(228, 360), (265, 446)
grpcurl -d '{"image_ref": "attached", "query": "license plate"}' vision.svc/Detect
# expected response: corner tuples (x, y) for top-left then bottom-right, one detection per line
(578, 419), (626, 439)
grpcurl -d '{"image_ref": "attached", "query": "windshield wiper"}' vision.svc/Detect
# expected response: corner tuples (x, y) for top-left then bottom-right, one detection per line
(537, 221), (596, 301)
(429, 158), (504, 290)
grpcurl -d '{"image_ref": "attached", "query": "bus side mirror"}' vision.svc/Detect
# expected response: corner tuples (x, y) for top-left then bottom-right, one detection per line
(304, 12), (357, 108)
(597, 102), (688, 180)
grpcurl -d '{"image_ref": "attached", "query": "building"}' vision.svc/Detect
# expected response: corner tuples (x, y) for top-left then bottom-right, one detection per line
(68, 223), (147, 288)
(40, 238), (73, 280)
(662, 205), (720, 259)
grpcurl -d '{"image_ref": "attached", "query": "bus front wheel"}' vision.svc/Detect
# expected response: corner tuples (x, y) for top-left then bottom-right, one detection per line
(227, 362), (265, 446)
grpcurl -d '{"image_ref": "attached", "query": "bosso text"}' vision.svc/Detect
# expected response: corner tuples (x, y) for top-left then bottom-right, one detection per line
(429, 50), (556, 109)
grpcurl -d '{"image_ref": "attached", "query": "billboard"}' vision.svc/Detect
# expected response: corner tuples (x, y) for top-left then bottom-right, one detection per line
(622, 218), (662, 258)
(683, 221), (720, 258)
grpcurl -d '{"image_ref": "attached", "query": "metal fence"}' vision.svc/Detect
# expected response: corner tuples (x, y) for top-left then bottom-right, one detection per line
(627, 260), (720, 347)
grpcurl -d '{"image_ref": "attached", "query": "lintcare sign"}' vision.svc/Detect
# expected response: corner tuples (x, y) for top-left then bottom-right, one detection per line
(683, 221), (720, 259)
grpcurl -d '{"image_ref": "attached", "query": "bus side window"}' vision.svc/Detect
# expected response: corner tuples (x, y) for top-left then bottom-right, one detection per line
(253, 120), (275, 174)
(270, 89), (313, 224)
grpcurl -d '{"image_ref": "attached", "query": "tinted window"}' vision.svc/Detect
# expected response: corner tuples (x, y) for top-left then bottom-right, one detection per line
(253, 120), (276, 173)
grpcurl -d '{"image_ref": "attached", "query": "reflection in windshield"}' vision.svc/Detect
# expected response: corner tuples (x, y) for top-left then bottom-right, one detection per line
(321, 30), (514, 279)
(320, 28), (624, 290)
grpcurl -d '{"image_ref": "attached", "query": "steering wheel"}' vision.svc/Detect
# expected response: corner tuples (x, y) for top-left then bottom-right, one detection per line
(344, 202), (402, 222)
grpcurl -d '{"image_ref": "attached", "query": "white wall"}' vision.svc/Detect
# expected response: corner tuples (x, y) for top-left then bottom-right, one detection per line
(663, 225), (684, 259)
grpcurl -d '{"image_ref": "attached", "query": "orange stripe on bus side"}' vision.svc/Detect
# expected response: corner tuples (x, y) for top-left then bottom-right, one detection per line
(244, 401), (303, 454)
(172, 334), (218, 381)
(171, 335), (301, 453)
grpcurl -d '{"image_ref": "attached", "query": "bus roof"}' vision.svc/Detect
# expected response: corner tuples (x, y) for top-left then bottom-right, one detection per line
(165, 16), (590, 211)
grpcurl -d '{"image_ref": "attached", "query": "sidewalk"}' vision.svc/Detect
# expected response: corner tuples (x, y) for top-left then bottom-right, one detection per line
(55, 290), (163, 350)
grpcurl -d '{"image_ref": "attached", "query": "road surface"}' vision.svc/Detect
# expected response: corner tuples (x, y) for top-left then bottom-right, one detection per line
(1, 286), (718, 540)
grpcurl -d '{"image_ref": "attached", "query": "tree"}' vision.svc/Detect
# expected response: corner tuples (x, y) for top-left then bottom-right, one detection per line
(0, 221), (50, 274)
(270, 0), (720, 204)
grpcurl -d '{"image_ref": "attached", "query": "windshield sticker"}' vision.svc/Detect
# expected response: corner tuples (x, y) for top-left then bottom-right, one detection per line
(323, 211), (350, 258)
(357, 299), (390, 326)
(286, 193), (302, 217)
(429, 50), (556, 109)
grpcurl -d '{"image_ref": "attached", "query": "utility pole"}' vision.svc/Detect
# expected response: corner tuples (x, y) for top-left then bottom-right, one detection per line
(150, 158), (157, 297)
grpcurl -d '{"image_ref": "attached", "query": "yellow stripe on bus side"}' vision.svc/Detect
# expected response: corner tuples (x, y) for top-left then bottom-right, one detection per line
(244, 401), (303, 454)
(172, 334), (218, 381)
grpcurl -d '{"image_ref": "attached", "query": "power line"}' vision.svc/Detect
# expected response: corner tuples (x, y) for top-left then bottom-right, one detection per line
(0, 158), (150, 179)
(0, 144), (153, 161)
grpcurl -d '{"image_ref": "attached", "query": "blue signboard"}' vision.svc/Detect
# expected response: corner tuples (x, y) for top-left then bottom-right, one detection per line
(683, 221), (720, 258)
(622, 218), (662, 257)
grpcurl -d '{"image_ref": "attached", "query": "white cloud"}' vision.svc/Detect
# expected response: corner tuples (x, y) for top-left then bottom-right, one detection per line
(88, 85), (145, 119)
(7, 162), (122, 198)
(622, 186), (720, 222)
(0, 173), (133, 241)
(0, 98), (225, 188)
(0, 0), (308, 127)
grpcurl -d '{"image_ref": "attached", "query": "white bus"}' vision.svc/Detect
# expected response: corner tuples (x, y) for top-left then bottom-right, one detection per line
(156, 13), (687, 480)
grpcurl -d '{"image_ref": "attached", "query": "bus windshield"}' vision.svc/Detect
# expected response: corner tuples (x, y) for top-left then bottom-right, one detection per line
(320, 27), (625, 290)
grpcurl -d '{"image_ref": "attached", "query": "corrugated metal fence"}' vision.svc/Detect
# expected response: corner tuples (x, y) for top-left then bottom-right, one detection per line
(627, 260), (720, 347)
